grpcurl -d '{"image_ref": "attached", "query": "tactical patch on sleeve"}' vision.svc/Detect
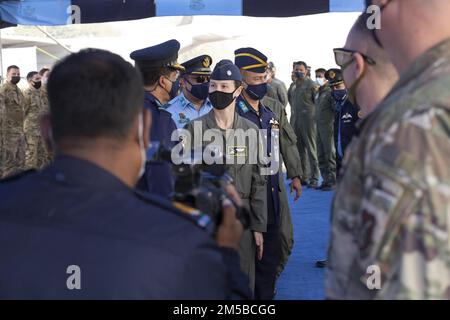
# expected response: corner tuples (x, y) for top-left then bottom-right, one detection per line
(238, 101), (249, 113)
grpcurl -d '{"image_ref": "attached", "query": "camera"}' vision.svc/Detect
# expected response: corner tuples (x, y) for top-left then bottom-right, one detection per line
(147, 142), (250, 231)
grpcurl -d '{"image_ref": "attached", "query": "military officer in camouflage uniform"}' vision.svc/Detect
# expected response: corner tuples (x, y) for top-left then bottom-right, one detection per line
(234, 48), (302, 299)
(288, 61), (320, 188)
(39, 68), (50, 115)
(38, 68), (53, 166)
(315, 68), (336, 191)
(0, 65), (26, 179)
(23, 71), (48, 170)
(184, 60), (267, 295)
(327, 1), (450, 299)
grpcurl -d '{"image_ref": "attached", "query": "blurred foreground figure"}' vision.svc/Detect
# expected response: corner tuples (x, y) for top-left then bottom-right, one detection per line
(0, 49), (250, 300)
(327, 1), (450, 299)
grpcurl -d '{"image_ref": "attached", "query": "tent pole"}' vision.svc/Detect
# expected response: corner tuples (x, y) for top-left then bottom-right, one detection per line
(35, 26), (72, 54)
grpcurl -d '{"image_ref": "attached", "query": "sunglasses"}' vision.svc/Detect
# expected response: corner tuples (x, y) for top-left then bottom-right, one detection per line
(333, 48), (376, 69)
(185, 75), (210, 84)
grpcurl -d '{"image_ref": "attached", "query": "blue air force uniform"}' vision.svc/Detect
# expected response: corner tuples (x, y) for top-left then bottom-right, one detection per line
(165, 55), (213, 128)
(235, 47), (282, 300)
(139, 92), (178, 196)
(0, 156), (250, 299)
(335, 96), (360, 159)
(325, 69), (361, 176)
(236, 97), (281, 226)
(165, 92), (212, 128)
(130, 40), (185, 198)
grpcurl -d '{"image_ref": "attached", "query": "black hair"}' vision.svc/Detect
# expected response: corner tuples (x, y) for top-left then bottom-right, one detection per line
(47, 48), (144, 141)
(293, 61), (308, 69)
(137, 66), (174, 86)
(39, 68), (50, 76)
(27, 71), (38, 81)
(315, 68), (327, 74)
(7, 65), (19, 73)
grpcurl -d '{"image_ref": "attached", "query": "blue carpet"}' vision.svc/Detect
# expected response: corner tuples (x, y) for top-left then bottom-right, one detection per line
(275, 182), (334, 300)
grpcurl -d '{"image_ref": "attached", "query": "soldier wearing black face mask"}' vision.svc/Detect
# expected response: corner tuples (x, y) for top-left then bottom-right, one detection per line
(165, 55), (213, 128)
(0, 65), (26, 179)
(130, 40), (185, 198)
(23, 71), (49, 171)
(325, 69), (361, 177)
(234, 47), (303, 300)
(288, 61), (320, 188)
(184, 60), (268, 296)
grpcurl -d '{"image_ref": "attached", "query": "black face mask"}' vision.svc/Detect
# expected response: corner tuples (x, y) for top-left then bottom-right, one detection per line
(32, 81), (42, 89)
(209, 88), (238, 110)
(245, 82), (267, 101)
(162, 77), (180, 100)
(11, 76), (21, 85)
(186, 79), (209, 100)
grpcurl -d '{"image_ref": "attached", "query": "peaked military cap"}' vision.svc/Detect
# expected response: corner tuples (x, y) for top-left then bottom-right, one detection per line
(234, 47), (268, 74)
(325, 68), (344, 86)
(130, 39), (185, 72)
(181, 55), (213, 75)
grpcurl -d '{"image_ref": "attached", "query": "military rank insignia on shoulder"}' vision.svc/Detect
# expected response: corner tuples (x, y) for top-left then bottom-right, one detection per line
(238, 100), (249, 113)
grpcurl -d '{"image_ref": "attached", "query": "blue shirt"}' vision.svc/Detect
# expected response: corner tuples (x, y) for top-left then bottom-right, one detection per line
(165, 92), (213, 128)
(335, 97), (360, 158)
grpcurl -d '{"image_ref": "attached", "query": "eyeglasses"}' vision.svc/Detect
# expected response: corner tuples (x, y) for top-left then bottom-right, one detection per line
(333, 48), (376, 69)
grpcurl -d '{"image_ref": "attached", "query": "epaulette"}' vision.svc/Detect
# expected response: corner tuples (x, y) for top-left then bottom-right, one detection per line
(134, 190), (214, 233)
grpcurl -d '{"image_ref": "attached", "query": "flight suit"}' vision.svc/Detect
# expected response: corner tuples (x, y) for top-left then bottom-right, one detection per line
(289, 78), (320, 184)
(315, 85), (336, 185)
(185, 110), (267, 294)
